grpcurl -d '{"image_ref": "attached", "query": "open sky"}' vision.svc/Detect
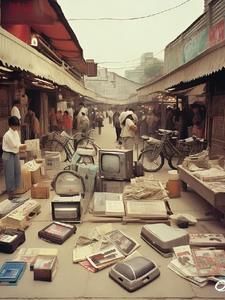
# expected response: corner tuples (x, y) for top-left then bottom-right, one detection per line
(58, 0), (204, 76)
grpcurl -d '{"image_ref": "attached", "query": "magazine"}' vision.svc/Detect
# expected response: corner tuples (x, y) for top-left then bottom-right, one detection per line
(168, 259), (209, 287)
(104, 229), (140, 256)
(73, 241), (103, 263)
(173, 245), (197, 277)
(192, 248), (225, 277)
(87, 245), (124, 270)
(0, 234), (17, 243)
(79, 260), (98, 273)
(189, 233), (225, 247)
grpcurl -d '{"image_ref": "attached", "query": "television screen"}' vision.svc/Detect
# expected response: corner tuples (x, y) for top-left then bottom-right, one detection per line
(101, 154), (120, 173)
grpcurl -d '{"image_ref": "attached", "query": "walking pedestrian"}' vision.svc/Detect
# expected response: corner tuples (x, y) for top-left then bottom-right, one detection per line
(120, 111), (137, 150)
(95, 111), (104, 135)
(113, 111), (121, 142)
(63, 110), (73, 136)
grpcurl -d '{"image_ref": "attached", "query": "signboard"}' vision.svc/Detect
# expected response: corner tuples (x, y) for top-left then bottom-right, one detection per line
(183, 28), (208, 63)
(209, 19), (225, 47)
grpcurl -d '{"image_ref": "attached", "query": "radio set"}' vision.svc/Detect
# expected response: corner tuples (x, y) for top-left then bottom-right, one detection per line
(51, 171), (85, 223)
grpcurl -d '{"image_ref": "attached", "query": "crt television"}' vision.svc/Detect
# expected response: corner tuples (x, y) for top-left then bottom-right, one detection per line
(99, 149), (133, 180)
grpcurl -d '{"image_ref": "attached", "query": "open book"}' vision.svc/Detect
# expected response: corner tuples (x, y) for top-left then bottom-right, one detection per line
(125, 200), (168, 219)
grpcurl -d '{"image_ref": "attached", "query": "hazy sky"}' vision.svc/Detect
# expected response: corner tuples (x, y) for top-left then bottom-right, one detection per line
(58, 0), (204, 76)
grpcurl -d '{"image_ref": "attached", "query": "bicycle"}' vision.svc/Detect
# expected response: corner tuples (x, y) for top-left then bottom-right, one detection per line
(41, 129), (100, 162)
(138, 129), (207, 172)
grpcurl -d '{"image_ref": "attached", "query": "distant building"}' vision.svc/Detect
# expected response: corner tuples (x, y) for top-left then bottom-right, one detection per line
(125, 52), (164, 84)
(84, 67), (141, 102)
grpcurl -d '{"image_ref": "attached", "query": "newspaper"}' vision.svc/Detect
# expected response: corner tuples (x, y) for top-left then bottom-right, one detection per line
(192, 248), (225, 277)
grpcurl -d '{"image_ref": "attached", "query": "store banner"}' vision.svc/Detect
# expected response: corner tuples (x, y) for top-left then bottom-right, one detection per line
(183, 28), (208, 63)
(209, 19), (225, 47)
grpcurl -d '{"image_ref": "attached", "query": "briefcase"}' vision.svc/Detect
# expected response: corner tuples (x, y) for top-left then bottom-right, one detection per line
(109, 256), (160, 292)
(38, 222), (76, 244)
(141, 223), (189, 257)
(0, 229), (25, 253)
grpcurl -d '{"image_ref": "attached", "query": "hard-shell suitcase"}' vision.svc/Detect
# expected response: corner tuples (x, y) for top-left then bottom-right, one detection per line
(0, 229), (25, 253)
(109, 256), (160, 292)
(141, 223), (189, 257)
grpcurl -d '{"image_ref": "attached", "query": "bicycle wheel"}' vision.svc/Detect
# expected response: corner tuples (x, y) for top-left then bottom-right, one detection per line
(44, 139), (68, 162)
(168, 154), (184, 170)
(138, 149), (164, 172)
(75, 138), (98, 156)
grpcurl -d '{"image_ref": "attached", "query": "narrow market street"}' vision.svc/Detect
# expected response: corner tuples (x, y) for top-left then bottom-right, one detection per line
(0, 119), (225, 300)
(1, 1), (225, 300)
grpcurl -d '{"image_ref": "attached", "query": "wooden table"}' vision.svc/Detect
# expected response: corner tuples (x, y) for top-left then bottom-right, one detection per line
(178, 165), (225, 217)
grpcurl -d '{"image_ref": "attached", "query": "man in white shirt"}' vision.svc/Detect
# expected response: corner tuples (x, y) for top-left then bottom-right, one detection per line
(11, 100), (21, 121)
(77, 102), (88, 130)
(120, 111), (137, 150)
(2, 116), (26, 200)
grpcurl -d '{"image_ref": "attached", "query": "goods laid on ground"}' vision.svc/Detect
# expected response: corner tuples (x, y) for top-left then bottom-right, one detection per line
(109, 256), (160, 292)
(0, 229), (25, 254)
(141, 223), (189, 257)
(0, 200), (41, 230)
(0, 261), (26, 285)
(168, 245), (225, 287)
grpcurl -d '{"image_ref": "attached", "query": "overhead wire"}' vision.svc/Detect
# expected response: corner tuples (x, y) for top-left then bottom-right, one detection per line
(68, 0), (192, 21)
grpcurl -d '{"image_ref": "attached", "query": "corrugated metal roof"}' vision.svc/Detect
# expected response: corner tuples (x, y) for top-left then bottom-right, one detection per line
(0, 27), (128, 105)
(137, 41), (225, 97)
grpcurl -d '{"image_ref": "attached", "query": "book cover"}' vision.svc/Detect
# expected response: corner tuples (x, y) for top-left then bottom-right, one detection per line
(0, 261), (26, 283)
(192, 248), (225, 277)
(87, 246), (124, 270)
(104, 229), (140, 256)
(0, 234), (17, 243)
(189, 233), (225, 247)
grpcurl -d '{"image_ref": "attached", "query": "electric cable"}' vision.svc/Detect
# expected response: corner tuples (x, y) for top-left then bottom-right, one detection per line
(68, 0), (192, 21)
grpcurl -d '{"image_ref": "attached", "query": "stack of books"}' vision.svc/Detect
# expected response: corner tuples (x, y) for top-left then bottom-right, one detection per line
(168, 244), (225, 287)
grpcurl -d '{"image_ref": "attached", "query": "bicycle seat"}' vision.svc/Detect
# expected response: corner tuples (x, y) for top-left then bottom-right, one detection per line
(147, 137), (161, 145)
(141, 135), (151, 140)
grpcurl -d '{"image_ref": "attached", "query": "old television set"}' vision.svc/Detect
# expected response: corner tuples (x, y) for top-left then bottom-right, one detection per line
(99, 149), (133, 180)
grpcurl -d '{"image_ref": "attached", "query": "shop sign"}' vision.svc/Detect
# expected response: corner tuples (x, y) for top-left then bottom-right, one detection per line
(183, 28), (208, 63)
(209, 19), (225, 47)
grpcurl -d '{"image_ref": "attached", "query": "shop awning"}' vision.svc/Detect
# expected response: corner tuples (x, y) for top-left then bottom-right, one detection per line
(1, 0), (87, 74)
(137, 41), (225, 97)
(0, 27), (128, 105)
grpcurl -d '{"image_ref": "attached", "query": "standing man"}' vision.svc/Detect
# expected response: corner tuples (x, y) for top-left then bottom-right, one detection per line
(2, 116), (27, 200)
(77, 102), (88, 130)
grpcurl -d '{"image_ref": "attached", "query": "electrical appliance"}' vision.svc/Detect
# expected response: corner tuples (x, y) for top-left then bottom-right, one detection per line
(99, 149), (133, 180)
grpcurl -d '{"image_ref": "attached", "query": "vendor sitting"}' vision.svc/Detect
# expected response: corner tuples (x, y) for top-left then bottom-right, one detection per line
(2, 116), (27, 200)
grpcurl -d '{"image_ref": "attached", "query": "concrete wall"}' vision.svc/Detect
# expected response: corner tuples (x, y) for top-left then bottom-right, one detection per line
(84, 68), (140, 101)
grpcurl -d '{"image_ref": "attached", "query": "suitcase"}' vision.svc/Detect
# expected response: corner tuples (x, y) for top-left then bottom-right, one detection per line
(141, 223), (189, 257)
(0, 229), (25, 253)
(109, 256), (160, 292)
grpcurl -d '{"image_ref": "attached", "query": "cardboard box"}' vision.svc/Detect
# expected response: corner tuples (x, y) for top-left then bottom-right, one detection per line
(31, 184), (50, 199)
(31, 168), (41, 184)
(14, 166), (32, 194)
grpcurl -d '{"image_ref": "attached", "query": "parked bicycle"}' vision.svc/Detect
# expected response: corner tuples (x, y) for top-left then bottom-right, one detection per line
(41, 129), (100, 162)
(138, 129), (207, 172)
